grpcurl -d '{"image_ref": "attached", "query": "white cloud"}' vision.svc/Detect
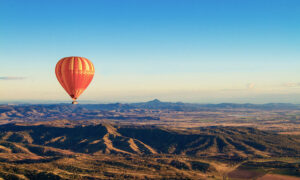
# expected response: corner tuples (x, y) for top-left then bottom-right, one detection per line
(0, 77), (26, 80)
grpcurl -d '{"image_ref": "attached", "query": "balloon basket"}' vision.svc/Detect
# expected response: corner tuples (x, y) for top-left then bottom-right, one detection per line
(72, 101), (78, 105)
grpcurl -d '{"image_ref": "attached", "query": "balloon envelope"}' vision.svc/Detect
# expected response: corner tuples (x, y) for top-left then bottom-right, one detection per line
(55, 57), (95, 103)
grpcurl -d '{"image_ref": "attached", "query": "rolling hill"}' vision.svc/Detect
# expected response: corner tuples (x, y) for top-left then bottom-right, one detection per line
(0, 124), (298, 179)
(0, 123), (299, 159)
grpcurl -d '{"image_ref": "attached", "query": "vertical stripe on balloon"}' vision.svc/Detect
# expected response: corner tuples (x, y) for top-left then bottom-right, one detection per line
(83, 58), (90, 71)
(78, 58), (82, 71)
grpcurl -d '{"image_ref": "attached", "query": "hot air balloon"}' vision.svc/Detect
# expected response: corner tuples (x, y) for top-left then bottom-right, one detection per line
(55, 56), (95, 104)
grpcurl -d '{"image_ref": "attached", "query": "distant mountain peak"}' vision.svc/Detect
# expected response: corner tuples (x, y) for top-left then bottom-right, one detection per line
(147, 99), (161, 104)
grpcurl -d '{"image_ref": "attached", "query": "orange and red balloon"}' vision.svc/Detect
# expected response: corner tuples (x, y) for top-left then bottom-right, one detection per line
(55, 56), (95, 104)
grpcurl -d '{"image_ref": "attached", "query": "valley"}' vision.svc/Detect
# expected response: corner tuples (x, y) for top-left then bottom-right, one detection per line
(0, 100), (299, 179)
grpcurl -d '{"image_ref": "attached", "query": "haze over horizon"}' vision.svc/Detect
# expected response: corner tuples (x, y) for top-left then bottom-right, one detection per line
(1, 0), (300, 103)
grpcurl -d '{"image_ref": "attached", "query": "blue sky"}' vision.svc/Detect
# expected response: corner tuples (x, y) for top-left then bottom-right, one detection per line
(1, 0), (300, 103)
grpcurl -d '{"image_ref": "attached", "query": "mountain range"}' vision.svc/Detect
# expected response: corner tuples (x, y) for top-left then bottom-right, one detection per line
(0, 123), (299, 179)
(1, 99), (300, 123)
(1, 123), (299, 159)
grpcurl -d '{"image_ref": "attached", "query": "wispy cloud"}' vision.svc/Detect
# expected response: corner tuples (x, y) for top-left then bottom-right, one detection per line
(283, 82), (300, 87)
(246, 83), (255, 89)
(0, 76), (26, 80)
